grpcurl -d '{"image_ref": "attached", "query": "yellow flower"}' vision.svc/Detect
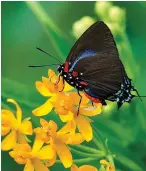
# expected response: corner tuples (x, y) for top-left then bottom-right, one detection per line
(34, 118), (84, 168)
(100, 159), (115, 171)
(42, 89), (102, 142)
(1, 99), (33, 151)
(9, 136), (54, 171)
(44, 89), (102, 142)
(51, 92), (82, 115)
(33, 69), (72, 116)
(71, 160), (115, 171)
(58, 94), (102, 142)
(71, 164), (98, 171)
(32, 68), (102, 142)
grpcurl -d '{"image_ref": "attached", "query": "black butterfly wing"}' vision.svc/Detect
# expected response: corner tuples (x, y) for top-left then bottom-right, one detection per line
(67, 21), (126, 99)
(66, 21), (113, 63)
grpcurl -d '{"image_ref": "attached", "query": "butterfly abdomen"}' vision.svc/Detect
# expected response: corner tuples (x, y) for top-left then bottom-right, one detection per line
(84, 92), (102, 103)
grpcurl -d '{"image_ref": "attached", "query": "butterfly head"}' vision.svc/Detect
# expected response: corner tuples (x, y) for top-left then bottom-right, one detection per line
(57, 64), (64, 75)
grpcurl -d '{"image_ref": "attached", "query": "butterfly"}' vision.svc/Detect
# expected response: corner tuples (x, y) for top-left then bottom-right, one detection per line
(30, 21), (145, 114)
(57, 21), (141, 111)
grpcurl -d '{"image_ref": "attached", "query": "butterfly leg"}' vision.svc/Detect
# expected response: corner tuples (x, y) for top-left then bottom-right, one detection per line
(77, 91), (82, 116)
(59, 78), (65, 92)
(91, 101), (94, 107)
(55, 74), (61, 85)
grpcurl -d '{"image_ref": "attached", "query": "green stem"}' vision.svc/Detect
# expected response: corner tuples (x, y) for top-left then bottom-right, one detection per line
(120, 32), (139, 79)
(92, 125), (106, 151)
(26, 1), (63, 37)
(56, 158), (98, 164)
(106, 154), (115, 169)
(26, 1), (64, 60)
(93, 126), (115, 168)
(92, 137), (105, 152)
(70, 147), (104, 157)
(72, 144), (102, 154)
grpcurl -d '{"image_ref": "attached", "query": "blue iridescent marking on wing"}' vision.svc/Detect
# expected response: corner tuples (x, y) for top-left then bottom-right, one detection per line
(69, 50), (96, 71)
(85, 88), (99, 98)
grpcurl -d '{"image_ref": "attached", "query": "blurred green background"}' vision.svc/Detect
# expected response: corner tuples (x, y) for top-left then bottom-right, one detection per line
(1, 1), (146, 171)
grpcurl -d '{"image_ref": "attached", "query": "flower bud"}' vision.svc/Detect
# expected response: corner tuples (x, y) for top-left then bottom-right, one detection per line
(95, 1), (113, 20)
(72, 16), (95, 38)
(106, 22), (123, 36)
(109, 6), (126, 24)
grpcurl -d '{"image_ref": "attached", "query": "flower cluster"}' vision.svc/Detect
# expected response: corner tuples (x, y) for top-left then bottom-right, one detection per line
(32, 69), (102, 142)
(73, 2), (126, 39)
(1, 69), (115, 171)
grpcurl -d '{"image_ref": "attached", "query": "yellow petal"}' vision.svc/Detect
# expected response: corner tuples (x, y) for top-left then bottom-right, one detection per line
(1, 126), (11, 136)
(75, 115), (92, 142)
(66, 133), (85, 145)
(40, 118), (49, 128)
(80, 93), (90, 105)
(24, 160), (34, 171)
(33, 158), (49, 171)
(33, 127), (41, 134)
(19, 120), (33, 135)
(71, 164), (79, 171)
(7, 98), (22, 123)
(100, 160), (115, 171)
(48, 120), (58, 133)
(1, 130), (16, 151)
(70, 93), (89, 106)
(17, 132), (28, 143)
(59, 111), (74, 122)
(57, 121), (76, 134)
(45, 152), (56, 167)
(100, 159), (110, 165)
(10, 144), (31, 163)
(32, 137), (44, 153)
(32, 99), (53, 116)
(79, 165), (98, 171)
(9, 151), (16, 158)
(80, 103), (102, 116)
(64, 81), (73, 92)
(38, 145), (55, 160)
(48, 69), (59, 85)
(42, 76), (49, 87)
(55, 139), (72, 168)
(36, 81), (53, 97)
(1, 109), (16, 127)
(13, 143), (31, 152)
(59, 132), (84, 145)
(48, 69), (56, 79)
(34, 128), (50, 143)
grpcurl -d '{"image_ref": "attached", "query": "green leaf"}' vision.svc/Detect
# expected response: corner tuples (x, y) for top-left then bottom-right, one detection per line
(116, 155), (142, 171)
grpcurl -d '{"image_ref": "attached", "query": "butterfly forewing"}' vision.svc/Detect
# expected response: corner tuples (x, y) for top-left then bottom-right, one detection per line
(67, 21), (126, 99)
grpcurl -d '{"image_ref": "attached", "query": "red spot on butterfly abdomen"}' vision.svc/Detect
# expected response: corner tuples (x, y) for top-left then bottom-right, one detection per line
(80, 81), (88, 86)
(84, 92), (102, 103)
(72, 71), (78, 77)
